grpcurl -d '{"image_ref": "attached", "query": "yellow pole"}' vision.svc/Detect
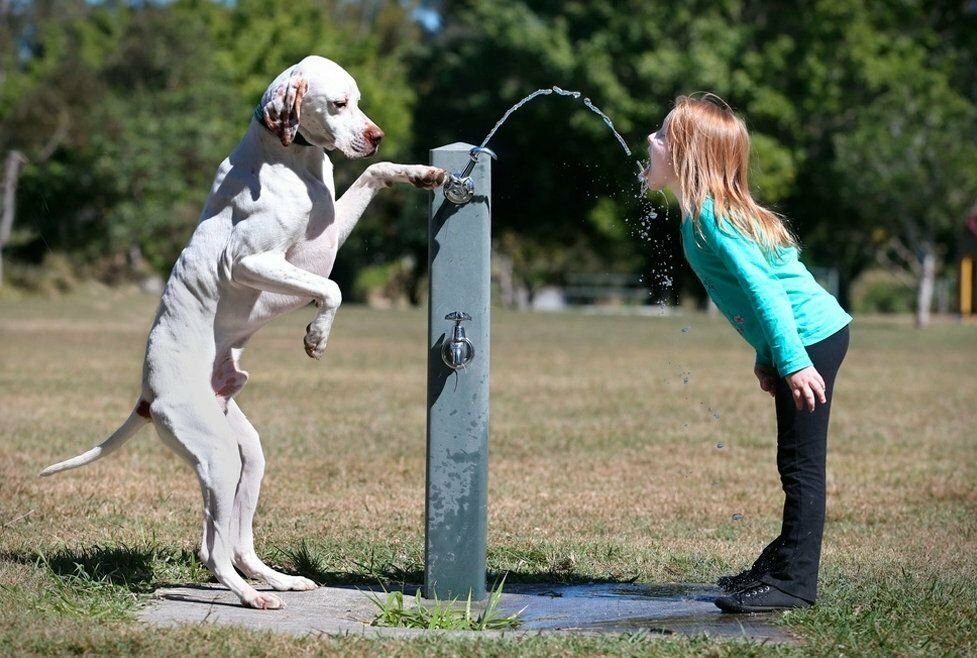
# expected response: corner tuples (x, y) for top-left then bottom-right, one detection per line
(962, 256), (973, 316)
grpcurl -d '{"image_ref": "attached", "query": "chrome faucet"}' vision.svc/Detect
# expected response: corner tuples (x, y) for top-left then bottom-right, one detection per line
(442, 146), (497, 205)
(442, 311), (475, 370)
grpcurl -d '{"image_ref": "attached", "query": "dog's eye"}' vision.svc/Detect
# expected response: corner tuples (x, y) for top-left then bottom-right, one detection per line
(333, 100), (348, 110)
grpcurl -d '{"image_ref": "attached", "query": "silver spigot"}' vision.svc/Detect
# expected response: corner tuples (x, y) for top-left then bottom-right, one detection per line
(443, 146), (497, 205)
(442, 311), (475, 370)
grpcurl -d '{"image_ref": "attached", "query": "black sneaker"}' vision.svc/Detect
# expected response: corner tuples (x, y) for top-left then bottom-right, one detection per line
(716, 568), (763, 592)
(714, 583), (812, 613)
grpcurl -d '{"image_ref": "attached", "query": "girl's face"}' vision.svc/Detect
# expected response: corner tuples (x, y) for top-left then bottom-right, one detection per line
(643, 115), (677, 192)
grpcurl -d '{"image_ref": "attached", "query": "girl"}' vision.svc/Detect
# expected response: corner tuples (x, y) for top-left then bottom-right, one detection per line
(643, 94), (851, 613)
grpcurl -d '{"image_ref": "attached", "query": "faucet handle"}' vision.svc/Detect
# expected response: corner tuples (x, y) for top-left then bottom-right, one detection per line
(442, 311), (475, 370)
(444, 147), (497, 205)
(468, 146), (497, 162)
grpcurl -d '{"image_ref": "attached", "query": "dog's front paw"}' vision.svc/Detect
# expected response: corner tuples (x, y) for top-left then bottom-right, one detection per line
(304, 323), (328, 359)
(267, 574), (318, 591)
(302, 324), (326, 359)
(304, 302), (339, 359)
(408, 166), (447, 190)
(245, 591), (285, 610)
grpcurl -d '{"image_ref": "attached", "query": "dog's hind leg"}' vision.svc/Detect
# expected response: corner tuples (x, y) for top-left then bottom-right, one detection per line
(151, 397), (285, 610)
(225, 400), (316, 591)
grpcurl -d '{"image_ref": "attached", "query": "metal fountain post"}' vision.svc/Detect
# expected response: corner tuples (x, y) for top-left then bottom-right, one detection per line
(425, 143), (495, 600)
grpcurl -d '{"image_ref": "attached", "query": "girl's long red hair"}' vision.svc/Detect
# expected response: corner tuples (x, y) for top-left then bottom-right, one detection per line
(665, 94), (796, 252)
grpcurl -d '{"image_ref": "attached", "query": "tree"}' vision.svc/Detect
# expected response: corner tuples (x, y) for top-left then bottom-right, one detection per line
(834, 80), (977, 326)
(4, 0), (976, 317)
(0, 0), (92, 285)
(739, 0), (977, 313)
(408, 0), (800, 301)
(3, 0), (424, 291)
(8, 1), (244, 278)
(0, 150), (27, 285)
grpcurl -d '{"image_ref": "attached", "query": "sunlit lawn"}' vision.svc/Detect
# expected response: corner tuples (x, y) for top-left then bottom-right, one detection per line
(1, 286), (975, 656)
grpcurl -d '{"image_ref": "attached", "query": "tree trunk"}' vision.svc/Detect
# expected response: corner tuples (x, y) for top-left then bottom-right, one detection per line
(915, 243), (937, 328)
(492, 246), (514, 307)
(0, 150), (27, 288)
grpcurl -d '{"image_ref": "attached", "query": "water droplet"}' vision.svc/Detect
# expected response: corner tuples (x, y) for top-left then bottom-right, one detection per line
(731, 513), (743, 521)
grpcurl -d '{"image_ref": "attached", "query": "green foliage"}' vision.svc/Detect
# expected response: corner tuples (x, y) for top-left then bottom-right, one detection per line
(6, 1), (244, 272)
(834, 78), (977, 249)
(369, 577), (523, 631)
(3, 252), (78, 294)
(2, 0), (420, 285)
(850, 269), (915, 314)
(749, 133), (797, 204)
(2, 0), (976, 306)
(352, 257), (416, 305)
(410, 0), (977, 298)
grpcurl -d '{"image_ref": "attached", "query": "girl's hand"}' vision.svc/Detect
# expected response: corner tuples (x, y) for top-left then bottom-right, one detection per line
(754, 365), (777, 397)
(785, 366), (826, 412)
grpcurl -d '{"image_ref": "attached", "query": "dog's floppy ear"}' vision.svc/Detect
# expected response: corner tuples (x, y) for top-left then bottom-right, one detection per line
(260, 69), (309, 147)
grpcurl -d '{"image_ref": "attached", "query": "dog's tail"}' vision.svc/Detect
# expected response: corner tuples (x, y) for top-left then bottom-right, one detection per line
(39, 400), (152, 477)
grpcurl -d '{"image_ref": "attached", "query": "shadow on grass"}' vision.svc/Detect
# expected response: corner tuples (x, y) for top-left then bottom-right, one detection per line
(276, 541), (672, 594)
(4, 540), (689, 598)
(1, 544), (209, 593)
(278, 540), (646, 592)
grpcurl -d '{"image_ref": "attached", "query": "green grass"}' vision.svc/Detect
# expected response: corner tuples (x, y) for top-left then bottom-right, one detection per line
(369, 577), (522, 630)
(1, 285), (975, 656)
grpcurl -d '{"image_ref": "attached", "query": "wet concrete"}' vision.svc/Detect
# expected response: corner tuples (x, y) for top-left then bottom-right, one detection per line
(501, 582), (792, 640)
(139, 581), (794, 642)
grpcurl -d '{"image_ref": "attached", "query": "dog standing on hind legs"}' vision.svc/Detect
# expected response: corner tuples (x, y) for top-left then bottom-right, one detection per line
(39, 56), (447, 610)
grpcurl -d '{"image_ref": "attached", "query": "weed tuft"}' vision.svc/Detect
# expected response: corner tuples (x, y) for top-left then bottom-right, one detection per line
(369, 576), (523, 631)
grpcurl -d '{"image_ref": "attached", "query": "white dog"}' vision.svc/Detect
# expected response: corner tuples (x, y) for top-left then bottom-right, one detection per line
(40, 56), (446, 610)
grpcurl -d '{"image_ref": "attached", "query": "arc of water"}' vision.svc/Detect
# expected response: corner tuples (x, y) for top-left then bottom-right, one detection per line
(478, 88), (554, 149)
(581, 97), (632, 157)
(478, 86), (633, 161)
(477, 85), (656, 213)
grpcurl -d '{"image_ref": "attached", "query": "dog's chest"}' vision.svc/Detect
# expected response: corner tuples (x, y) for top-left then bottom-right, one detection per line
(302, 185), (337, 241)
(285, 183), (338, 277)
(297, 154), (337, 241)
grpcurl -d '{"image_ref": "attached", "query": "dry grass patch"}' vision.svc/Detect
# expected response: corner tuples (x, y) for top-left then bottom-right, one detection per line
(1, 287), (975, 656)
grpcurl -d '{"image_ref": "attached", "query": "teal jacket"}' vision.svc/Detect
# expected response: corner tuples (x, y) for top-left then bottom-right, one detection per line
(681, 198), (852, 377)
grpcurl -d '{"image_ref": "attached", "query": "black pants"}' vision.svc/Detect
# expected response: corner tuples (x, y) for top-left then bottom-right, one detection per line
(753, 325), (850, 603)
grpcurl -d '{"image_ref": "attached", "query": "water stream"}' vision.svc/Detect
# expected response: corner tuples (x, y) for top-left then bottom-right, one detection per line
(476, 86), (673, 299)
(479, 86), (669, 238)
(478, 86), (633, 160)
(475, 88), (698, 387)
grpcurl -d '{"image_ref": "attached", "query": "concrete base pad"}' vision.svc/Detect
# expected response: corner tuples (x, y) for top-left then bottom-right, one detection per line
(140, 581), (794, 642)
